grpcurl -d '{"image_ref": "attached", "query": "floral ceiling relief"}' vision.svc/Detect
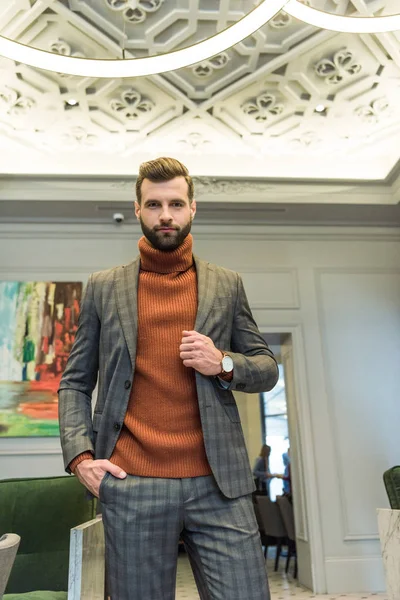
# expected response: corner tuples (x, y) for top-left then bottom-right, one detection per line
(241, 92), (285, 123)
(104, 0), (164, 24)
(109, 88), (154, 121)
(314, 48), (362, 85)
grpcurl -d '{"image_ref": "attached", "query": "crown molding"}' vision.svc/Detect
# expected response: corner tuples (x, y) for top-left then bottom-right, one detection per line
(0, 174), (398, 206)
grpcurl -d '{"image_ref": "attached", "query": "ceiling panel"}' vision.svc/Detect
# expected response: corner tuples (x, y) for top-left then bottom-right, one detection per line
(0, 0), (399, 192)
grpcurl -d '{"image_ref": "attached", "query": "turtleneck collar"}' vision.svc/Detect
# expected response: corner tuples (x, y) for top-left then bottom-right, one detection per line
(138, 233), (194, 274)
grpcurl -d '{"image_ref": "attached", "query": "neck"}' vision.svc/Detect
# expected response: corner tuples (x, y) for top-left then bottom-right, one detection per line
(138, 233), (194, 274)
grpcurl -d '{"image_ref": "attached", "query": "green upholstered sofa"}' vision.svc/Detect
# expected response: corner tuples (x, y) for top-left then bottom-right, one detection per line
(0, 475), (96, 598)
(4, 593), (68, 600)
(383, 466), (400, 509)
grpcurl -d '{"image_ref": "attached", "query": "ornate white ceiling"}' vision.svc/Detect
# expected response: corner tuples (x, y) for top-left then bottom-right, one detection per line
(0, 0), (400, 188)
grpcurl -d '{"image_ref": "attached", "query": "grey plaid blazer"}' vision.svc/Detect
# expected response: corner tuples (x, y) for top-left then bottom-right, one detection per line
(58, 255), (278, 498)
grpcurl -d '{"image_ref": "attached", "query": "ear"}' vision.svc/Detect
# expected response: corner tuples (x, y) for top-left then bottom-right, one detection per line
(134, 201), (140, 220)
(190, 199), (197, 220)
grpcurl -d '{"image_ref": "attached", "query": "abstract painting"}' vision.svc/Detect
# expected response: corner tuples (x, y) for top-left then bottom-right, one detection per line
(0, 281), (82, 437)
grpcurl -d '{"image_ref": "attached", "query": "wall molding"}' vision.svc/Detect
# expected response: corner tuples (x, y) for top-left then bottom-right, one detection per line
(314, 266), (400, 275)
(324, 554), (385, 593)
(0, 224), (399, 243)
(0, 175), (397, 205)
(343, 533), (380, 541)
(240, 267), (300, 310)
(325, 554), (383, 561)
(0, 448), (62, 456)
(314, 267), (400, 542)
(0, 267), (94, 274)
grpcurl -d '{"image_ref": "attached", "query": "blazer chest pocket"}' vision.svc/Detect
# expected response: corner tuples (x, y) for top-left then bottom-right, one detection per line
(207, 297), (234, 341)
(223, 402), (241, 423)
(211, 296), (233, 311)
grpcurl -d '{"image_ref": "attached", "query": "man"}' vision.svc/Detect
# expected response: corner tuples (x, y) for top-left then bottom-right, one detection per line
(59, 157), (279, 600)
(282, 447), (292, 496)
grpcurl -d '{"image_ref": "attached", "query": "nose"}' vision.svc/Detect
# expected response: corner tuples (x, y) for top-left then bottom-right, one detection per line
(159, 205), (173, 223)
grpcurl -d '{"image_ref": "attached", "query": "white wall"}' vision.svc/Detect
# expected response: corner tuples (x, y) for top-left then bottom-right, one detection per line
(234, 390), (262, 469)
(0, 221), (399, 594)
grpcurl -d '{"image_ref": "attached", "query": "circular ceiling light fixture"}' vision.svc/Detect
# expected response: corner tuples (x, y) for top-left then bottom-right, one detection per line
(0, 0), (289, 79)
(284, 1), (400, 33)
(0, 1), (398, 78)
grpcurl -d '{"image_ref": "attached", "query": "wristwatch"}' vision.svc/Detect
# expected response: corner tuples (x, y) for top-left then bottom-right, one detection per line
(220, 352), (234, 375)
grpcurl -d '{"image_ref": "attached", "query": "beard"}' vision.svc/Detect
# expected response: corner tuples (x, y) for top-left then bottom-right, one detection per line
(139, 217), (192, 251)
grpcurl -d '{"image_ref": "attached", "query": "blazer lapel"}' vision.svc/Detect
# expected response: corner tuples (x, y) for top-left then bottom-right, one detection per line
(194, 255), (217, 333)
(114, 258), (140, 367)
(114, 255), (217, 364)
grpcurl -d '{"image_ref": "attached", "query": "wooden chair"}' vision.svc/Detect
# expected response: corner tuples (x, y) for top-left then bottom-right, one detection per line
(276, 495), (297, 578)
(253, 495), (288, 571)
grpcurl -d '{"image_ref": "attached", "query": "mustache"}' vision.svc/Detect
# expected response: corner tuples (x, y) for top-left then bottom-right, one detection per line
(155, 225), (179, 230)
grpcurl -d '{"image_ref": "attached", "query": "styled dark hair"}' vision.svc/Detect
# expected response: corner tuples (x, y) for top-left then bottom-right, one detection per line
(135, 157), (194, 204)
(260, 444), (271, 459)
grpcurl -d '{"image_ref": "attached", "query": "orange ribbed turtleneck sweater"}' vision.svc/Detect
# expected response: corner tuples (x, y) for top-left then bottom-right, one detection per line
(110, 234), (211, 477)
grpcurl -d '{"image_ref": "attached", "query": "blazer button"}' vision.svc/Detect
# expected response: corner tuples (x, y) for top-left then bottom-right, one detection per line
(124, 380), (131, 389)
(114, 422), (121, 431)
(236, 383), (245, 390)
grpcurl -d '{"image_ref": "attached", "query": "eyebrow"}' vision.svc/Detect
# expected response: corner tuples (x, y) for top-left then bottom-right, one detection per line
(143, 198), (188, 204)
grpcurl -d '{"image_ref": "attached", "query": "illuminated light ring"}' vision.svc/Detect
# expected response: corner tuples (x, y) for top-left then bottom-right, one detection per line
(285, 0), (400, 33)
(0, 0), (289, 78)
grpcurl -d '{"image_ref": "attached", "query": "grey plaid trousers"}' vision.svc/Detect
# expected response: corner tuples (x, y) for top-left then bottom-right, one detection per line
(100, 473), (270, 600)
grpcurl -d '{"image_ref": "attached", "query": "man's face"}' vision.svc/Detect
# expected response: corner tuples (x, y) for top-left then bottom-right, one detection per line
(135, 176), (196, 251)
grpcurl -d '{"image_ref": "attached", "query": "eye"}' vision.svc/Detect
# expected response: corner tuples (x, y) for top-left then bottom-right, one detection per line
(146, 202), (159, 208)
(172, 202), (184, 207)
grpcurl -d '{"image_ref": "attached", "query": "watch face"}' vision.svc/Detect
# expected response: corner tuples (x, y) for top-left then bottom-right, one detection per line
(222, 355), (234, 372)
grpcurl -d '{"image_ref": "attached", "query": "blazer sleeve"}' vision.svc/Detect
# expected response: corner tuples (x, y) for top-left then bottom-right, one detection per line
(58, 274), (100, 472)
(225, 274), (279, 394)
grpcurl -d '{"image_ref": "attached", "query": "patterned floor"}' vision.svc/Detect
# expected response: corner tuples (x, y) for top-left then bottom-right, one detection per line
(175, 553), (388, 600)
